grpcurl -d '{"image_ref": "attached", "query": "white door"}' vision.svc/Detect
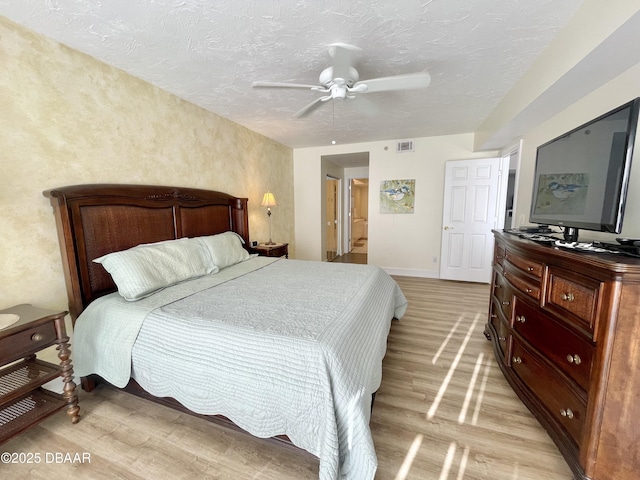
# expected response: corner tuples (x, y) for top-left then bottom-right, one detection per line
(439, 157), (502, 283)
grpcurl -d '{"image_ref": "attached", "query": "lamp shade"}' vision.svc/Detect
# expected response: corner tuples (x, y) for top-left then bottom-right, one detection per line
(261, 191), (278, 207)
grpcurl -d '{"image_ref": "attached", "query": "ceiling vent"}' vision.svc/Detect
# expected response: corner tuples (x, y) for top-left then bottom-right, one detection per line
(396, 140), (414, 153)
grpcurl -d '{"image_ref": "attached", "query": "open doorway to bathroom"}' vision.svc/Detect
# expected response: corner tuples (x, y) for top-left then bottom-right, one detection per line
(350, 178), (368, 255)
(326, 176), (340, 262)
(320, 151), (369, 265)
(333, 177), (368, 265)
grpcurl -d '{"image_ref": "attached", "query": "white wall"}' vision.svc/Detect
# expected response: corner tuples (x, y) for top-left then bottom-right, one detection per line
(293, 135), (499, 276)
(514, 61), (640, 242)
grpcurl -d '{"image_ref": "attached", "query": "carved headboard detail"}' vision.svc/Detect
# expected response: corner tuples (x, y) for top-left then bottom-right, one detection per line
(44, 184), (250, 321)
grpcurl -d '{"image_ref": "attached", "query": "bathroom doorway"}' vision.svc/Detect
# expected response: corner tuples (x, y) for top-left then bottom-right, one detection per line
(320, 151), (369, 264)
(326, 176), (340, 261)
(350, 178), (368, 254)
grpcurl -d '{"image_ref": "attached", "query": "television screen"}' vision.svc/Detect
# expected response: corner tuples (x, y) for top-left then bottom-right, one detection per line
(530, 98), (640, 240)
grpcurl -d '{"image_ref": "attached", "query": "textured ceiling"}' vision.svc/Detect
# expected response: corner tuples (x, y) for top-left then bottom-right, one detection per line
(0, 1), (586, 149)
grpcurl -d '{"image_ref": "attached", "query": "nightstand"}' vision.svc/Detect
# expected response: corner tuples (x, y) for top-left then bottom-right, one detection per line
(250, 243), (289, 258)
(0, 304), (80, 444)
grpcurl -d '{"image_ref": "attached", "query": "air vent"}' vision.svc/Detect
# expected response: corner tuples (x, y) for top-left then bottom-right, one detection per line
(396, 140), (414, 153)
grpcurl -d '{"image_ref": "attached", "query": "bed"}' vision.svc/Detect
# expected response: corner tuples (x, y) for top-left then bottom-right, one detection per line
(43, 184), (407, 480)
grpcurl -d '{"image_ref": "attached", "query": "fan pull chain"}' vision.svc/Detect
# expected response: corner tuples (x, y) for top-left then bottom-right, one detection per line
(332, 100), (335, 130)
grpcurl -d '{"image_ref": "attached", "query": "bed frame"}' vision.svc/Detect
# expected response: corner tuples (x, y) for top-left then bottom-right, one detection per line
(43, 184), (302, 452)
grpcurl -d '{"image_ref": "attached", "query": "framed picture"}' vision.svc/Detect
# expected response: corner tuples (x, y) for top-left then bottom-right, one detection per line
(380, 179), (415, 214)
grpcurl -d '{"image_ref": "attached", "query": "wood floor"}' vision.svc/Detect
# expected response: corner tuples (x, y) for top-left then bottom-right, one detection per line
(2, 277), (573, 479)
(330, 252), (367, 264)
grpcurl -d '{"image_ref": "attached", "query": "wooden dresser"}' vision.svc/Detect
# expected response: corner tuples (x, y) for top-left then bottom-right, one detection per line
(485, 231), (640, 480)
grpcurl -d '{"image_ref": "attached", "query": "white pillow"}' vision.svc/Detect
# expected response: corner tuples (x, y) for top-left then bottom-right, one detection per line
(197, 231), (252, 269)
(94, 237), (217, 301)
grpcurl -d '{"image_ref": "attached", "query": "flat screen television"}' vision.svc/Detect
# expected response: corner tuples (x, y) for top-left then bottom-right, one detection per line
(530, 97), (640, 242)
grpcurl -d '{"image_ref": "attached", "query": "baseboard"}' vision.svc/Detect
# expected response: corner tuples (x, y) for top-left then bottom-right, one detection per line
(381, 267), (440, 278)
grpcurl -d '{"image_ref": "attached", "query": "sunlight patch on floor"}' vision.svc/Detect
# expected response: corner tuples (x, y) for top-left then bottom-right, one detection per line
(393, 434), (423, 480)
(436, 442), (471, 480)
(472, 358), (492, 425)
(456, 446), (470, 480)
(511, 462), (521, 479)
(458, 352), (484, 424)
(432, 314), (465, 364)
(427, 313), (480, 419)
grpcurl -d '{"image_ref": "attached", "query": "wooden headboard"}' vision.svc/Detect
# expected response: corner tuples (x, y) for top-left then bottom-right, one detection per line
(44, 184), (250, 321)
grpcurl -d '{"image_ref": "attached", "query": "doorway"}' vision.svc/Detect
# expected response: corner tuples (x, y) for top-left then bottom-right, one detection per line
(326, 177), (339, 261)
(502, 149), (520, 230)
(321, 151), (369, 264)
(350, 178), (368, 254)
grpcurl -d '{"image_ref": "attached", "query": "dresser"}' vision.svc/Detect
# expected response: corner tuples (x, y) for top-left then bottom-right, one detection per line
(0, 304), (80, 444)
(484, 231), (640, 480)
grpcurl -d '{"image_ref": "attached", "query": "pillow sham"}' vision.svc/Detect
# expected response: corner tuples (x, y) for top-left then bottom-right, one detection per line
(197, 231), (253, 269)
(94, 237), (216, 301)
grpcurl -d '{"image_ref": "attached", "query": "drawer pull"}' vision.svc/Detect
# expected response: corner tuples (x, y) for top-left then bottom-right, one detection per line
(516, 315), (526, 323)
(525, 288), (532, 293)
(561, 292), (575, 302)
(560, 408), (575, 420)
(512, 356), (522, 364)
(566, 354), (582, 365)
(502, 301), (510, 306)
(31, 333), (45, 342)
(498, 336), (506, 341)
(527, 266), (534, 272)
(491, 314), (497, 319)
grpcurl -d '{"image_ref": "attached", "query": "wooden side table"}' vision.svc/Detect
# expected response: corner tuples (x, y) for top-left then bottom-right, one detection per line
(249, 243), (289, 258)
(0, 304), (80, 444)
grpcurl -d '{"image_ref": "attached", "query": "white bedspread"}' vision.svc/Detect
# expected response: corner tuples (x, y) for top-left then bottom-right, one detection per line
(73, 257), (407, 480)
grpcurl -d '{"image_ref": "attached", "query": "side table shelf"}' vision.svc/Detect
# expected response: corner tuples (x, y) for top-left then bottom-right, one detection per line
(0, 304), (80, 445)
(0, 389), (67, 442)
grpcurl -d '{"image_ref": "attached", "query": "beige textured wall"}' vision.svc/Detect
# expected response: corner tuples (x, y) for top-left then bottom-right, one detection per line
(0, 17), (294, 312)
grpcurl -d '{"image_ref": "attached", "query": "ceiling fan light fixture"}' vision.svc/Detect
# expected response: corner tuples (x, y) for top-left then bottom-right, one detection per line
(331, 85), (348, 99)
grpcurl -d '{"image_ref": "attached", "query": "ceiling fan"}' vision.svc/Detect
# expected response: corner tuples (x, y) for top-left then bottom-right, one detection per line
(252, 43), (431, 118)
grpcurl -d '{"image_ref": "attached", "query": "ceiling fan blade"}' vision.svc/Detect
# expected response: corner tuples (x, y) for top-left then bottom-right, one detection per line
(354, 71), (431, 93)
(329, 43), (361, 80)
(252, 81), (320, 90)
(349, 95), (381, 116)
(293, 96), (330, 118)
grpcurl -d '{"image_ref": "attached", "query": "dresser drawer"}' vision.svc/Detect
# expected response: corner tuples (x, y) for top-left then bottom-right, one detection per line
(504, 260), (541, 300)
(546, 268), (601, 335)
(505, 250), (544, 278)
(510, 338), (586, 445)
(494, 242), (506, 267)
(0, 322), (57, 364)
(492, 272), (513, 320)
(513, 298), (594, 391)
(489, 301), (510, 360)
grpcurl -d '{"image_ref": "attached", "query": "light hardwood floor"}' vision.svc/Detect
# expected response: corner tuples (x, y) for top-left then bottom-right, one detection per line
(2, 277), (573, 479)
